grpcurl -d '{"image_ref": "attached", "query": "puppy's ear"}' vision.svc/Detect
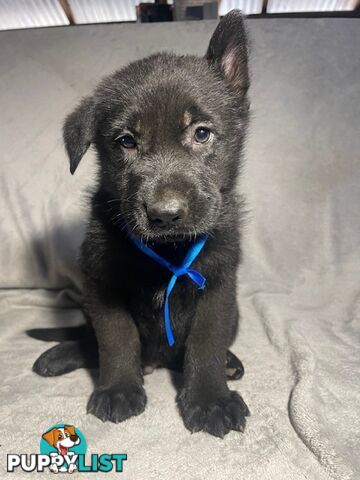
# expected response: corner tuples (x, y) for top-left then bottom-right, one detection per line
(206, 10), (249, 97)
(42, 428), (56, 446)
(63, 96), (95, 174)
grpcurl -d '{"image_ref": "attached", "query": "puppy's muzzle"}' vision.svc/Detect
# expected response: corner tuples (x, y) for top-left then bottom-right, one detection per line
(145, 195), (188, 228)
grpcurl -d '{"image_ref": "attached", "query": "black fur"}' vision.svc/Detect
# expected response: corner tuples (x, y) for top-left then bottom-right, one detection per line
(33, 10), (250, 438)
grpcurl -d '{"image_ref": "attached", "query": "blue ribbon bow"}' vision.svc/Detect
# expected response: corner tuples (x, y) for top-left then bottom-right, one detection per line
(127, 232), (208, 346)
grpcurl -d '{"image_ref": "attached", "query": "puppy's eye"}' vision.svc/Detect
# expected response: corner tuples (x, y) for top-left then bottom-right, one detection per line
(194, 127), (211, 144)
(117, 134), (137, 149)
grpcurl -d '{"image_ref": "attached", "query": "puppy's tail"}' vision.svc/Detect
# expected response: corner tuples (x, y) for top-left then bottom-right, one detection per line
(26, 325), (90, 342)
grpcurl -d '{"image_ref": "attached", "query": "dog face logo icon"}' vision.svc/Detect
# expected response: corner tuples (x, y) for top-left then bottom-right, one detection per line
(42, 425), (80, 456)
(40, 424), (86, 474)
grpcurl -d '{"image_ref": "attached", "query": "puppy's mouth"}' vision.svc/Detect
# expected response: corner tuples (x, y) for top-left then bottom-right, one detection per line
(144, 231), (203, 243)
(129, 214), (220, 244)
(129, 223), (206, 243)
(113, 192), (221, 243)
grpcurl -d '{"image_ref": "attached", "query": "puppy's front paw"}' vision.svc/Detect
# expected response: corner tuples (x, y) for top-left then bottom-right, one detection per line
(177, 389), (250, 438)
(87, 384), (147, 423)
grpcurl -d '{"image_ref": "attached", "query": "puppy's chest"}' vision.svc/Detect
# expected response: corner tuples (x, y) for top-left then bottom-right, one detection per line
(128, 276), (198, 343)
(114, 242), (206, 344)
(130, 277), (197, 318)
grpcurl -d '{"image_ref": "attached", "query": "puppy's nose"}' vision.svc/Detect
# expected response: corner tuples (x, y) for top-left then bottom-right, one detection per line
(146, 197), (188, 228)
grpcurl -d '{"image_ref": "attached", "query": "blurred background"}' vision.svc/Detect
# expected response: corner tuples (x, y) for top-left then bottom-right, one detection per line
(0, 0), (359, 31)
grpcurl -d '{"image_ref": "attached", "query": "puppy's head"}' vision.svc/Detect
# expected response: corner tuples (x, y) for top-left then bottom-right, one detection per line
(64, 10), (249, 242)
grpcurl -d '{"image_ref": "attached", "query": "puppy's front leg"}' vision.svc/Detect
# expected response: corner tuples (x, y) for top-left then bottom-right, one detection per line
(177, 284), (249, 438)
(86, 304), (146, 423)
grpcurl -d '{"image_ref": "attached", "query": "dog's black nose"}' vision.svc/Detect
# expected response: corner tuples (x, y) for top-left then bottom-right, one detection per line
(146, 197), (188, 228)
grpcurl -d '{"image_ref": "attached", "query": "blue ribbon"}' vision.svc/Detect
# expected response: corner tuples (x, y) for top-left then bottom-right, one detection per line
(127, 232), (208, 346)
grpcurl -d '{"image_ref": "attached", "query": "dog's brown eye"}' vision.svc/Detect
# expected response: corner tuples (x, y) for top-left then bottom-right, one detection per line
(194, 127), (211, 144)
(117, 134), (136, 149)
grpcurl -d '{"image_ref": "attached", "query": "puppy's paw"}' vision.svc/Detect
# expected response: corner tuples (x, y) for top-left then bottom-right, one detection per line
(32, 342), (83, 377)
(87, 384), (147, 423)
(177, 389), (249, 438)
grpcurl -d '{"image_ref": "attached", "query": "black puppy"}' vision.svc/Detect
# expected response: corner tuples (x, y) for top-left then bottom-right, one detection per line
(33, 10), (250, 438)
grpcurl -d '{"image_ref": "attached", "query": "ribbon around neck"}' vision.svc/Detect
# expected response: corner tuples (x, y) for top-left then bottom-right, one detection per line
(127, 231), (208, 346)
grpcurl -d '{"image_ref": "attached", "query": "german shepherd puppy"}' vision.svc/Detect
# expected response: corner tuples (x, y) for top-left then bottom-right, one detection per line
(32, 10), (250, 438)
